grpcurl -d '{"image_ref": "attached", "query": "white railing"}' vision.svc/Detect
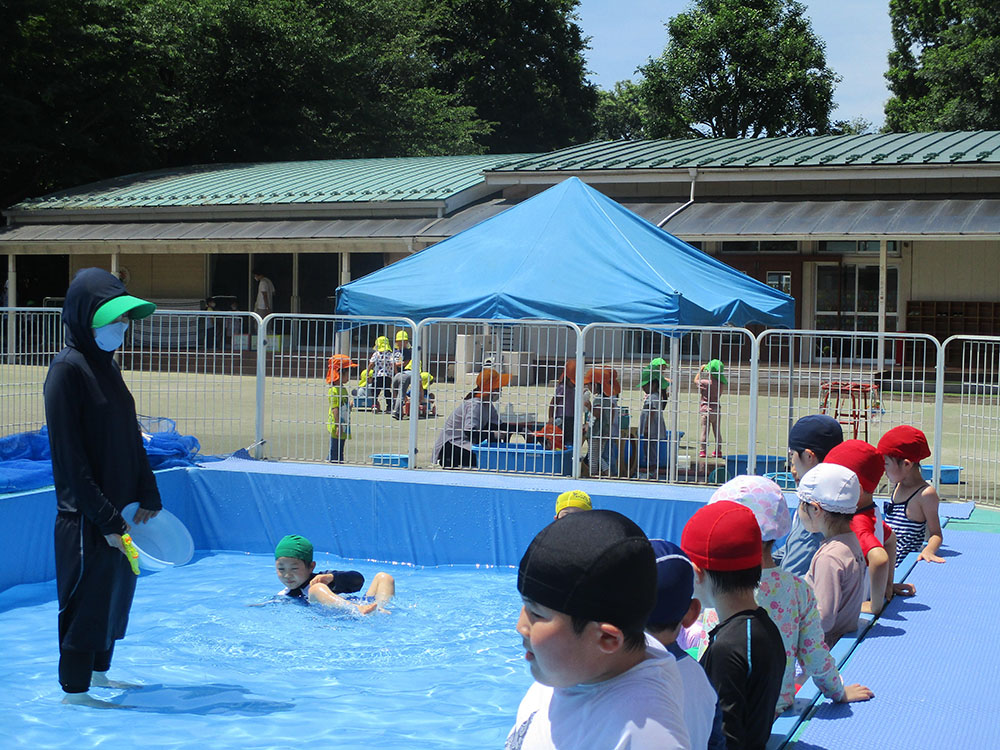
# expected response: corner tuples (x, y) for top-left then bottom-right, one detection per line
(3, 308), (999, 503)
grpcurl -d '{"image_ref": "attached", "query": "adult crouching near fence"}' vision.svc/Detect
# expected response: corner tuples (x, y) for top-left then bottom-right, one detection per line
(433, 367), (511, 469)
(44, 268), (162, 708)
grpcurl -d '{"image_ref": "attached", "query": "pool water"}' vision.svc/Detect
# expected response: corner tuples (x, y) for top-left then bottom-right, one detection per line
(0, 551), (529, 748)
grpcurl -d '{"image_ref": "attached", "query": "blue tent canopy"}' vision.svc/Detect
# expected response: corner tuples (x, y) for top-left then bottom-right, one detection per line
(336, 177), (794, 328)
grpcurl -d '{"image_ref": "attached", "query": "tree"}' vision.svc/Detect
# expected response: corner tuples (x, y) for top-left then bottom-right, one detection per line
(827, 116), (875, 136)
(423, 0), (598, 153)
(0, 0), (489, 208)
(594, 81), (647, 140)
(638, 0), (838, 139)
(885, 0), (1000, 131)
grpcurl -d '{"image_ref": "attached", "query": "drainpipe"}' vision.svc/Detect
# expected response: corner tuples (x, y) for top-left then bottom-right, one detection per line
(658, 168), (698, 227)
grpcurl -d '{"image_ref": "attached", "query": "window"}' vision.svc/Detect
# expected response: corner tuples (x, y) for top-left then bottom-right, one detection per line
(721, 240), (797, 253)
(766, 271), (792, 296)
(818, 240), (899, 255)
(814, 263), (899, 360)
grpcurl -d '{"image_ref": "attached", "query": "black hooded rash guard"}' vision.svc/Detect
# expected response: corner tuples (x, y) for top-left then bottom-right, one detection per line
(44, 268), (162, 653)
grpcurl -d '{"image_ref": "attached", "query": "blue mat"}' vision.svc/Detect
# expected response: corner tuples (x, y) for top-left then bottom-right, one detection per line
(790, 529), (1000, 749)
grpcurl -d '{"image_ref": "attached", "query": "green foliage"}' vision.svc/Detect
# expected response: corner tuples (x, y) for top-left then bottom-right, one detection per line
(827, 116), (876, 136)
(638, 0), (838, 139)
(885, 0), (1000, 131)
(423, 0), (598, 153)
(0, 0), (489, 207)
(594, 81), (647, 141)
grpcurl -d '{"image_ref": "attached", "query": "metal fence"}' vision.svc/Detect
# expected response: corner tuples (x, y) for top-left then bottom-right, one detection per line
(755, 330), (941, 493)
(4, 307), (1000, 504)
(944, 335), (1000, 504)
(260, 314), (416, 466)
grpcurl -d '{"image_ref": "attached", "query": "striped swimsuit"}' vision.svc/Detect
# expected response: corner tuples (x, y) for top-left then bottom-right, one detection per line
(883, 484), (928, 566)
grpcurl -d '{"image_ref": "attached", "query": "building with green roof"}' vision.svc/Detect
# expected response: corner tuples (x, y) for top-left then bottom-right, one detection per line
(2, 132), (999, 343)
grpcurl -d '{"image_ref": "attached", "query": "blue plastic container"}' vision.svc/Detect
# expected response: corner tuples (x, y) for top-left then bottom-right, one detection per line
(763, 471), (797, 490)
(726, 454), (787, 476)
(370, 453), (409, 468)
(472, 442), (572, 475)
(920, 464), (963, 484)
(637, 431), (685, 468)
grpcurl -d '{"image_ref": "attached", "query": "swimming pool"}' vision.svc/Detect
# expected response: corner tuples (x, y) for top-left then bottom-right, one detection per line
(1, 550), (527, 748)
(0, 459), (718, 746)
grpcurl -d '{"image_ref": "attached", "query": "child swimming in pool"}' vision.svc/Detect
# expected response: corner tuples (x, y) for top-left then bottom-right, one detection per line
(273, 535), (395, 614)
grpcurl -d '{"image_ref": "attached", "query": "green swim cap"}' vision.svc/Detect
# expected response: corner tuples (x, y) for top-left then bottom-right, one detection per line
(274, 534), (313, 563)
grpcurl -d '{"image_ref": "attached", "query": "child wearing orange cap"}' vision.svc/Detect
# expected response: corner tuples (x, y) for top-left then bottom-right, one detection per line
(547, 359), (578, 446)
(825, 440), (917, 615)
(582, 367), (622, 477)
(326, 354), (357, 462)
(877, 425), (945, 565)
(681, 500), (785, 750)
(432, 367), (510, 468)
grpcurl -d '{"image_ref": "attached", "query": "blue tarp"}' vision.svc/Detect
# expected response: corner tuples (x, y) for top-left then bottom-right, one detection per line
(0, 425), (202, 494)
(337, 177), (795, 327)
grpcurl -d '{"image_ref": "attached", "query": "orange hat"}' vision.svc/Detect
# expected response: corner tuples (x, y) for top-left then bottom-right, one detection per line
(325, 354), (357, 384)
(582, 367), (622, 396)
(474, 367), (511, 393)
(563, 359), (577, 385)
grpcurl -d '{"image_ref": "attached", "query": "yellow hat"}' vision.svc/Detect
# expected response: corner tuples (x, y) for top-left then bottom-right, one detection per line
(375, 335), (391, 352)
(420, 371), (434, 390)
(395, 330), (409, 342)
(555, 489), (592, 516)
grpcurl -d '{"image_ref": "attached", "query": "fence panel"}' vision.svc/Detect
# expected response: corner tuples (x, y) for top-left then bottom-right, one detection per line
(943, 336), (1000, 505)
(579, 324), (757, 484)
(0, 308), (64, 435)
(415, 318), (580, 476)
(755, 329), (941, 492)
(122, 310), (259, 456)
(260, 314), (416, 466)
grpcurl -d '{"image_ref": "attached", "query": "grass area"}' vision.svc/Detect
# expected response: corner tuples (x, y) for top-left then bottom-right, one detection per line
(2, 359), (999, 502)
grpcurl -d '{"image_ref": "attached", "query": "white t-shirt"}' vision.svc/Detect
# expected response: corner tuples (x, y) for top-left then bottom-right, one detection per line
(255, 276), (275, 310)
(667, 643), (719, 750)
(505, 639), (691, 750)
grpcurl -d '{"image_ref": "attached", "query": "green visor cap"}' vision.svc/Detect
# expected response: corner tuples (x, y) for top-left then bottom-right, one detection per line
(92, 295), (156, 328)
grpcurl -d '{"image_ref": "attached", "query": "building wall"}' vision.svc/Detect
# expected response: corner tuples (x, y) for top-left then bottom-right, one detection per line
(909, 240), (1000, 301)
(71, 254), (207, 300)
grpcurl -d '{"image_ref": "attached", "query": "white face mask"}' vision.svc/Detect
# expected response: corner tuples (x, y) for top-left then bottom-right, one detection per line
(93, 320), (129, 351)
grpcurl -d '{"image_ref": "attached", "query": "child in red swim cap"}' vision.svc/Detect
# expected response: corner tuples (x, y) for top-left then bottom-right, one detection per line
(877, 426), (945, 565)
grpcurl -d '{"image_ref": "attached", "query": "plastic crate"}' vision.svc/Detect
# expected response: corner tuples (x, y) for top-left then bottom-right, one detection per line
(636, 431), (685, 468)
(764, 471), (797, 490)
(920, 464), (963, 484)
(471, 442), (572, 475)
(726, 454), (787, 477)
(370, 453), (408, 468)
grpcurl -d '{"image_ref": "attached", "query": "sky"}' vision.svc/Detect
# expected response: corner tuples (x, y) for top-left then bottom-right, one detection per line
(575, 0), (893, 128)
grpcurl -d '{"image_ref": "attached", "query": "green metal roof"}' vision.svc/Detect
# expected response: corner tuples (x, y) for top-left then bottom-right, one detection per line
(490, 132), (1000, 172)
(14, 154), (533, 211)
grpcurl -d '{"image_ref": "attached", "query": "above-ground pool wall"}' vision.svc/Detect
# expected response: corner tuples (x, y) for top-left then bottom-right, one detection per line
(0, 467), (195, 593)
(1, 460), (717, 593)
(184, 459), (715, 567)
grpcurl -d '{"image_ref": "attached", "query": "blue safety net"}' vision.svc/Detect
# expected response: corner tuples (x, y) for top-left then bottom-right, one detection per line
(0, 420), (202, 494)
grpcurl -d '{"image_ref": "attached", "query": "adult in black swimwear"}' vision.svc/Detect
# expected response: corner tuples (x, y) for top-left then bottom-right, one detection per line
(44, 269), (161, 708)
